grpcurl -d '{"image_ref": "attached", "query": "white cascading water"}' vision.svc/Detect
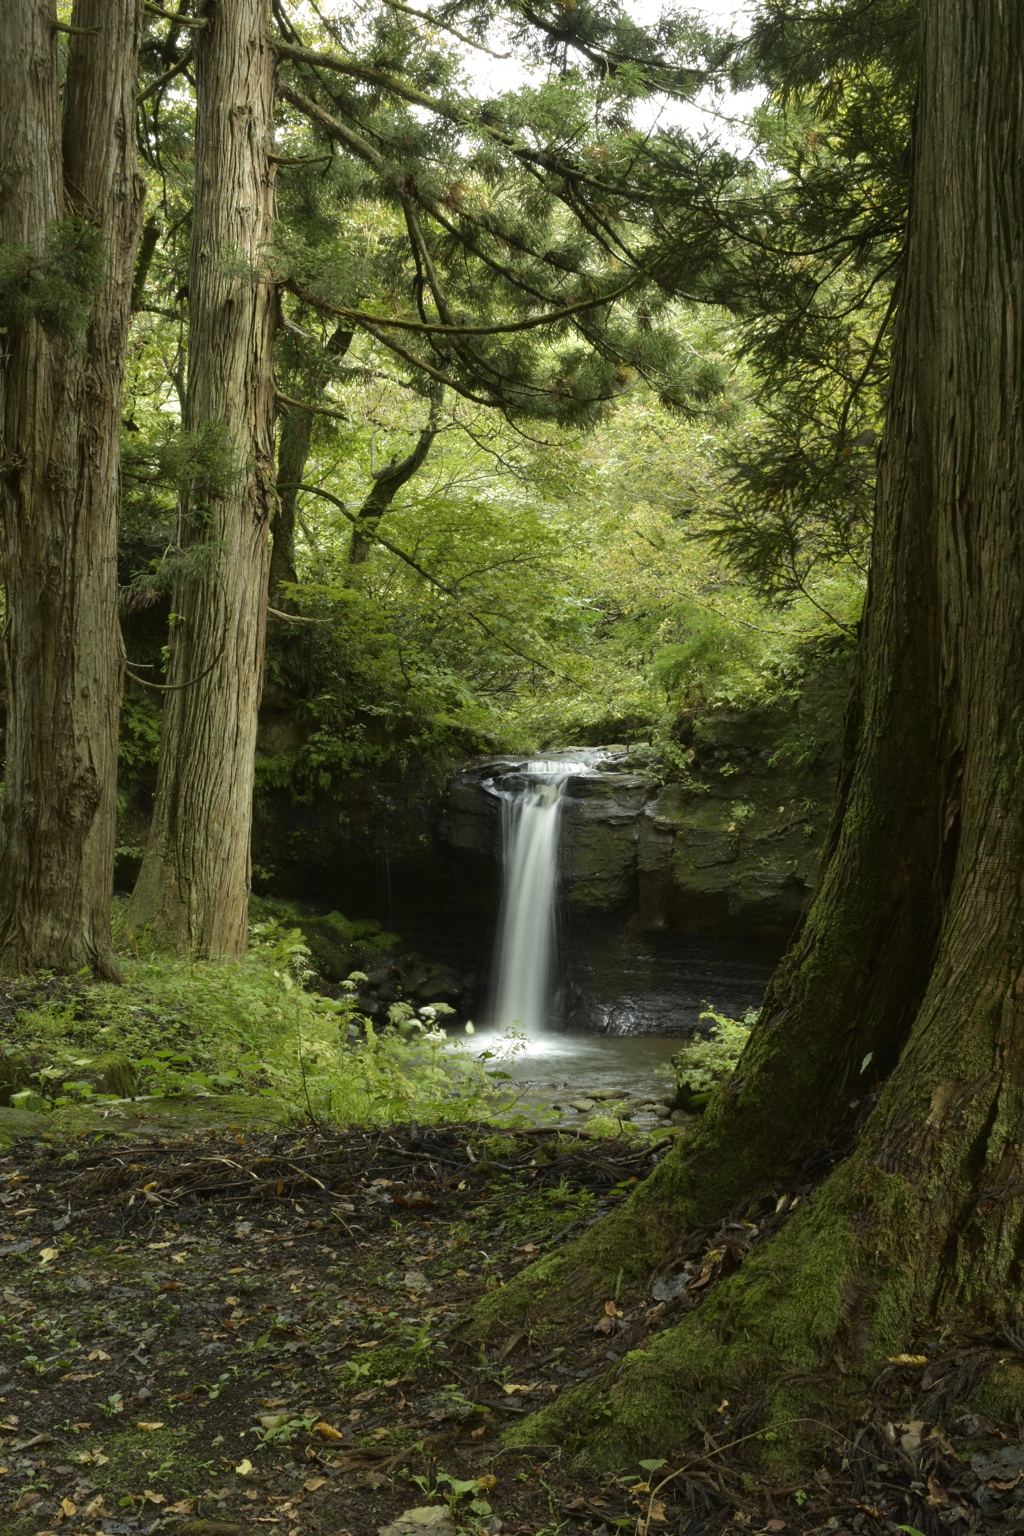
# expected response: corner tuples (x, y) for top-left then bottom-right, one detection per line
(490, 758), (590, 1033)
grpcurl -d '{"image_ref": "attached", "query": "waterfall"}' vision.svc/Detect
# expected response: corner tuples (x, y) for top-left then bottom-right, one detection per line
(490, 757), (589, 1033)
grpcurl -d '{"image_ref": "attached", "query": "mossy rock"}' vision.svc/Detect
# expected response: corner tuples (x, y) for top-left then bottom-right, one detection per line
(971, 1360), (1024, 1425)
(0, 1107), (48, 1148)
(0, 1050), (34, 1107)
(69, 1051), (137, 1098)
(250, 897), (402, 982)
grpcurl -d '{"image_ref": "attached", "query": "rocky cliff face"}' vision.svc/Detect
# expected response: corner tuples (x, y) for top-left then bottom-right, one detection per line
(444, 669), (842, 943)
(438, 681), (843, 1034)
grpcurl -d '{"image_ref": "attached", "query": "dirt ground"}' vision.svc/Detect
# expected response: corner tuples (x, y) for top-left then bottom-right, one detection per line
(0, 1120), (1021, 1536)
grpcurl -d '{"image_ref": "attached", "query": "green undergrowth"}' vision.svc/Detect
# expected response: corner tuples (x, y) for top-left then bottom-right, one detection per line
(659, 1006), (756, 1113)
(0, 906), (521, 1130)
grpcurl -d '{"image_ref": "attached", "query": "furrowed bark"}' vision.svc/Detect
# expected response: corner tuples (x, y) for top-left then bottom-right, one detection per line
(485, 0), (1024, 1460)
(0, 0), (144, 979)
(126, 0), (277, 959)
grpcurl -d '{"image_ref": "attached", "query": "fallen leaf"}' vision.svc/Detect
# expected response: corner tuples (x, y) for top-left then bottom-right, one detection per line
(315, 1421), (344, 1439)
(648, 1501), (668, 1523)
(38, 1247), (59, 1264)
(60, 1498), (77, 1517)
(88, 1350), (111, 1362)
(603, 1300), (624, 1317)
(593, 1316), (618, 1335)
(888, 1354), (928, 1366)
(303, 1478), (327, 1492)
(82, 1495), (108, 1519)
(260, 1412), (294, 1430)
(142, 1490), (167, 1505)
(926, 1474), (949, 1505)
(502, 1382), (539, 1395)
(235, 1458), (254, 1475)
(166, 1500), (194, 1515)
(765, 1523), (787, 1532)
(136, 1421), (165, 1431)
(899, 1419), (926, 1455)
(476, 1475), (498, 1491)
(74, 1449), (109, 1467)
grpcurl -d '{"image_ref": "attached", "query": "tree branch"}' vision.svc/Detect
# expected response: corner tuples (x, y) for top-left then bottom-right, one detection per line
(137, 44), (194, 103)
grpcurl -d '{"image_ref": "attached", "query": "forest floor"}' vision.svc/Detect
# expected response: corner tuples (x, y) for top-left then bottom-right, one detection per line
(0, 1121), (1020, 1536)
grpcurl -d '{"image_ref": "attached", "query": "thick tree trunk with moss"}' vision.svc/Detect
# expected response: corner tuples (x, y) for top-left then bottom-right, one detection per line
(479, 0), (1024, 1462)
(0, 0), (143, 979)
(126, 0), (276, 959)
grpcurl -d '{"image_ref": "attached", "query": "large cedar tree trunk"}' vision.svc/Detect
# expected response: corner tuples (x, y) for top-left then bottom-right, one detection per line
(126, 0), (276, 958)
(481, 0), (1024, 1460)
(0, 0), (144, 979)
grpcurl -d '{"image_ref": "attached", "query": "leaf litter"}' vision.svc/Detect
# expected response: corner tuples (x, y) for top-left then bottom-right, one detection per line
(0, 1121), (1020, 1536)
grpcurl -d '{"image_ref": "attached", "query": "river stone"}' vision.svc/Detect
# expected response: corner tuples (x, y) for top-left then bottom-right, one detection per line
(569, 1098), (596, 1112)
(586, 1088), (623, 1100)
(652, 1270), (692, 1301)
(0, 1107), (48, 1149)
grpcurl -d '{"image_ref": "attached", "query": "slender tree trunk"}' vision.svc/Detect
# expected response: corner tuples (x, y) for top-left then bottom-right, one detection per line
(0, 0), (144, 979)
(269, 405), (310, 613)
(126, 0), (276, 959)
(482, 0), (1024, 1461)
(269, 322), (354, 607)
(349, 383), (443, 563)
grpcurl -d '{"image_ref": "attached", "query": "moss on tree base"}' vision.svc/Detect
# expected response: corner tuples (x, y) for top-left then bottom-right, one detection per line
(482, 1137), (1011, 1473)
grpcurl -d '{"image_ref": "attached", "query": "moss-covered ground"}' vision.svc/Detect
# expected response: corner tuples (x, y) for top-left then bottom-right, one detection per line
(0, 1119), (1020, 1536)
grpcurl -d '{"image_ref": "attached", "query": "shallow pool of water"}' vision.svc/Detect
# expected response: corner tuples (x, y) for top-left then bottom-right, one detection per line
(459, 1029), (685, 1111)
